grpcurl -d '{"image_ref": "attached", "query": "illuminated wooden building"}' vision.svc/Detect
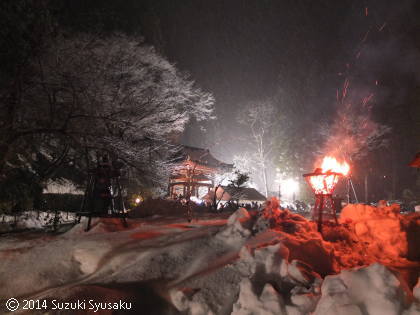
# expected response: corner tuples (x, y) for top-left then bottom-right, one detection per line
(169, 146), (233, 198)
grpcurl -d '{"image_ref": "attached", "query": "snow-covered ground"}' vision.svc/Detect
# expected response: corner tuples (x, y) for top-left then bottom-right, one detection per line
(0, 211), (77, 233)
(0, 204), (419, 314)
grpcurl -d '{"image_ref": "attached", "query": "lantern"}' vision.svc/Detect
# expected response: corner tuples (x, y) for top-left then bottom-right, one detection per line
(303, 157), (349, 234)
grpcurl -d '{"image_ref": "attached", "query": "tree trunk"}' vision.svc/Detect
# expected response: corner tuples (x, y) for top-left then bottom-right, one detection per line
(262, 165), (268, 197)
(212, 186), (219, 211)
(258, 136), (269, 197)
(0, 145), (9, 176)
(0, 136), (16, 177)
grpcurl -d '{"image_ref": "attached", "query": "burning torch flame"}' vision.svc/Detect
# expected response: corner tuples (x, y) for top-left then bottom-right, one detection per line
(320, 156), (350, 176)
(308, 156), (350, 195)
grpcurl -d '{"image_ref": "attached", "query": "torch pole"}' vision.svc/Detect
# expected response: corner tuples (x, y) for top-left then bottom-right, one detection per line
(349, 178), (359, 203)
(318, 195), (324, 234)
(347, 178), (350, 204)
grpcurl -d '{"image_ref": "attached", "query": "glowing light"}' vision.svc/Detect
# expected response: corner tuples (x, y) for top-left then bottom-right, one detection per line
(320, 156), (350, 175)
(280, 178), (299, 199)
(306, 156), (350, 195)
(135, 198), (141, 204)
(190, 196), (202, 204)
(308, 172), (339, 195)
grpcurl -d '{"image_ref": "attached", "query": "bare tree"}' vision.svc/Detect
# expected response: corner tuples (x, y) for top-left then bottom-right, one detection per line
(237, 102), (278, 197)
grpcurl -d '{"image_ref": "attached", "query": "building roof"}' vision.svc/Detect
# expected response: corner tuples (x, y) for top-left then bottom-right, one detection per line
(223, 186), (267, 201)
(175, 145), (233, 169)
(204, 186), (266, 202)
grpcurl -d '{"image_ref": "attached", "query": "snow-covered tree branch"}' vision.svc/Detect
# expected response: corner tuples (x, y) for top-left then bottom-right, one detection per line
(0, 32), (214, 202)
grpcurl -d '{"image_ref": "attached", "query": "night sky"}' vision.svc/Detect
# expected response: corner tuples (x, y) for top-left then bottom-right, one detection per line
(107, 1), (420, 157)
(57, 0), (420, 198)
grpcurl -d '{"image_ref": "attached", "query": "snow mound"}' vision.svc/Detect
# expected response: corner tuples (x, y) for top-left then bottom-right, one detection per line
(215, 208), (251, 247)
(314, 263), (411, 315)
(1, 206), (419, 314)
(238, 243), (288, 289)
(72, 241), (113, 274)
(232, 278), (285, 315)
(339, 203), (408, 259)
(170, 288), (217, 315)
(253, 214), (271, 233)
(231, 243), (322, 315)
(65, 217), (134, 236)
(0, 211), (76, 232)
(287, 283), (322, 315)
(251, 206), (335, 277)
(253, 197), (283, 233)
(404, 278), (420, 314)
(227, 207), (250, 225)
(414, 278), (420, 300)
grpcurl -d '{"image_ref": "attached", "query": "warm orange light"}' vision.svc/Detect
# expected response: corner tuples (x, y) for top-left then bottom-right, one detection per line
(320, 156), (350, 176)
(305, 156), (350, 195)
(308, 172), (339, 195)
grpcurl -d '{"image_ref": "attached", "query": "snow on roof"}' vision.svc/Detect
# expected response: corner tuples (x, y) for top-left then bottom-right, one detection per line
(175, 145), (233, 168)
(223, 186), (266, 201)
(203, 186), (266, 202)
(43, 178), (84, 195)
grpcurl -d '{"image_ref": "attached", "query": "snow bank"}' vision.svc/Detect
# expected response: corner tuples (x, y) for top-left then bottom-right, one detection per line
(314, 263), (411, 315)
(339, 203), (411, 260)
(404, 278), (420, 315)
(232, 279), (285, 315)
(253, 207), (335, 277)
(0, 211), (76, 232)
(227, 207), (250, 224)
(215, 208), (251, 247)
(0, 204), (419, 314)
(232, 243), (322, 315)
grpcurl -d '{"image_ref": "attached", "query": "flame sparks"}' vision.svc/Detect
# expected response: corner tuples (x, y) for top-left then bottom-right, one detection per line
(306, 156), (350, 195)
